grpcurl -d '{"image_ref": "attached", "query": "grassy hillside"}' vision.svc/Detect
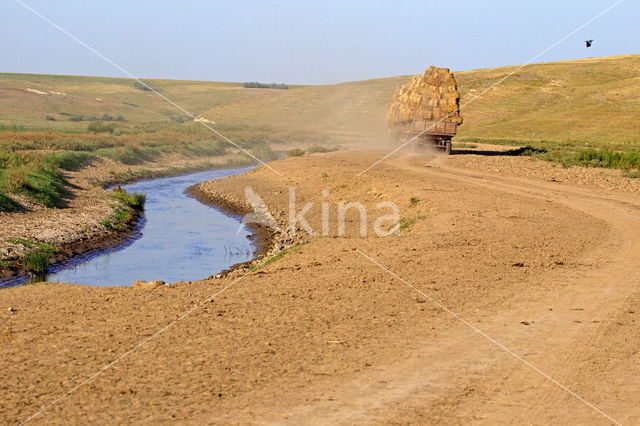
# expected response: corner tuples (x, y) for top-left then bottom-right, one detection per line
(0, 55), (639, 211)
(201, 76), (411, 145)
(2, 54), (638, 147)
(199, 54), (640, 148)
(0, 73), (267, 129)
(456, 54), (640, 147)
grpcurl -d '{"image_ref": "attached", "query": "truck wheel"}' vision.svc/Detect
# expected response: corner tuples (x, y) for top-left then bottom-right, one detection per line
(445, 141), (452, 155)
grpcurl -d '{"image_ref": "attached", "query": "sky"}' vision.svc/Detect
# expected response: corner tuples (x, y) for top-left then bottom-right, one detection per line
(1, 0), (637, 85)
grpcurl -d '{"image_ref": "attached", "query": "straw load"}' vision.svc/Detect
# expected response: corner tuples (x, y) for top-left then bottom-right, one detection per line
(386, 66), (463, 128)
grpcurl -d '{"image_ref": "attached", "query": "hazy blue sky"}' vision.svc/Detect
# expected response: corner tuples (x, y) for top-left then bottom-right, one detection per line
(1, 0), (636, 84)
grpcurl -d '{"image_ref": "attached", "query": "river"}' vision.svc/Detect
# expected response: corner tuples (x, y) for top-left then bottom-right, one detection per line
(2, 168), (255, 287)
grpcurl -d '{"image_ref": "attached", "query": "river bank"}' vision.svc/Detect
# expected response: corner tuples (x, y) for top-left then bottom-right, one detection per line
(186, 182), (303, 278)
(0, 153), (256, 283)
(2, 151), (640, 424)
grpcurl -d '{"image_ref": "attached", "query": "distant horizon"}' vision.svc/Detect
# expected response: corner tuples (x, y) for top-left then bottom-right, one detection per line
(2, 0), (636, 85)
(1, 53), (637, 86)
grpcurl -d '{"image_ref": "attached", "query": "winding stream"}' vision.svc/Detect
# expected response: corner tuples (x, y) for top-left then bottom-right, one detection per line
(4, 168), (256, 287)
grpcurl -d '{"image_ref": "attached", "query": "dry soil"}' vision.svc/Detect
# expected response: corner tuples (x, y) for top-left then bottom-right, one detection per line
(1, 150), (639, 425)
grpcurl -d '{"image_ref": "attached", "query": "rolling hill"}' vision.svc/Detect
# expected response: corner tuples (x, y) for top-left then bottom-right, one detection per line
(0, 54), (638, 148)
(200, 54), (640, 148)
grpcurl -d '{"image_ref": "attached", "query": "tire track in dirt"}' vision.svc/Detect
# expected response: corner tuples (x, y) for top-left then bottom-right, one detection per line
(245, 154), (640, 425)
(385, 154), (640, 424)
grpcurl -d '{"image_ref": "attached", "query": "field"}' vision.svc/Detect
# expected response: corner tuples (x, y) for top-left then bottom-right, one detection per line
(2, 55), (639, 212)
(2, 54), (639, 145)
(196, 54), (640, 148)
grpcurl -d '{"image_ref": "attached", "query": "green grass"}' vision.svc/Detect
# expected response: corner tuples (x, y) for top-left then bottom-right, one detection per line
(111, 207), (133, 223)
(453, 143), (478, 149)
(505, 144), (640, 174)
(87, 122), (116, 134)
(622, 170), (640, 178)
(23, 250), (50, 274)
(110, 190), (146, 211)
(250, 242), (309, 272)
(287, 148), (305, 157)
(0, 156), (69, 208)
(307, 144), (338, 153)
(7, 239), (59, 275)
(573, 149), (640, 170)
(0, 151), (84, 210)
(96, 145), (158, 165)
(101, 189), (146, 231)
(393, 216), (427, 233)
(0, 191), (20, 212)
(44, 151), (97, 171)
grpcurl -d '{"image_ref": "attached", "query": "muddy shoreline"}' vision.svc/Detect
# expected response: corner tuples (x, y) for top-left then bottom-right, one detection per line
(186, 184), (278, 277)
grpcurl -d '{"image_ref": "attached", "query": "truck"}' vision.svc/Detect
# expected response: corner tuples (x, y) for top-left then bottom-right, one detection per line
(391, 119), (458, 155)
(386, 66), (462, 155)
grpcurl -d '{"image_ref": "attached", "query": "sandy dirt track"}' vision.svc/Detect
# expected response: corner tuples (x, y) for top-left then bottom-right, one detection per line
(1, 150), (639, 424)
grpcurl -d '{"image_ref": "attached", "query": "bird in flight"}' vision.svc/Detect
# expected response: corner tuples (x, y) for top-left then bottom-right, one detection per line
(585, 39), (594, 48)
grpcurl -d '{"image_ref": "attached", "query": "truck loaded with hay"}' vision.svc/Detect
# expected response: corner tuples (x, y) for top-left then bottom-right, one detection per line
(387, 66), (463, 154)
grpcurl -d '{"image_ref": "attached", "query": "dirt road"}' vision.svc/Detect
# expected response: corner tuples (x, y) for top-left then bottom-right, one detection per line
(279, 154), (640, 425)
(1, 151), (638, 424)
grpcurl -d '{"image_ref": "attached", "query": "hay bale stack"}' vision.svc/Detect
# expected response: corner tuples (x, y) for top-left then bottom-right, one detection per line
(386, 66), (463, 128)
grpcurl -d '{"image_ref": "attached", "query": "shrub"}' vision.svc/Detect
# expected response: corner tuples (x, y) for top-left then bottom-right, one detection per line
(307, 145), (337, 153)
(0, 192), (20, 212)
(574, 149), (640, 170)
(0, 124), (25, 132)
(88, 122), (116, 134)
(24, 250), (49, 274)
(243, 82), (289, 90)
(6, 163), (68, 208)
(6, 167), (28, 192)
(21, 242), (57, 275)
(112, 207), (132, 223)
(287, 148), (305, 157)
(250, 144), (279, 161)
(45, 151), (96, 171)
(133, 81), (153, 91)
(110, 190), (146, 211)
(393, 215), (427, 233)
(96, 146), (159, 164)
(622, 170), (640, 178)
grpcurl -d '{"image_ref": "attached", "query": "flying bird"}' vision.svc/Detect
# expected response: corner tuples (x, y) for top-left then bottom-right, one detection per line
(585, 40), (594, 48)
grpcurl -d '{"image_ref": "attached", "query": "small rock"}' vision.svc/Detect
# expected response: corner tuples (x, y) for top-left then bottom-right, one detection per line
(7, 307), (16, 313)
(134, 280), (165, 290)
(520, 321), (530, 326)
